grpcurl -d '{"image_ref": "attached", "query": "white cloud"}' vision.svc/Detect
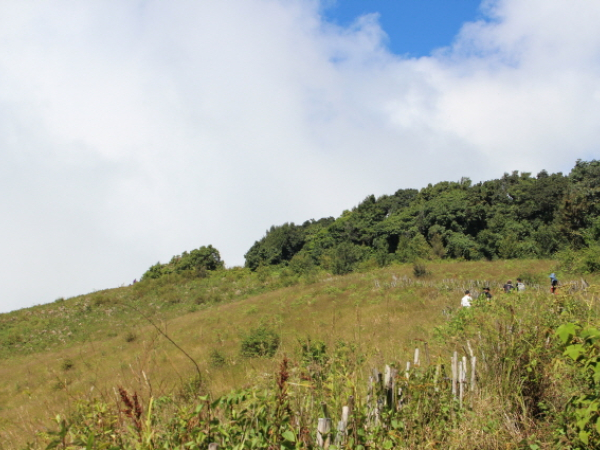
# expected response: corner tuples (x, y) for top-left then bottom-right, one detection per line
(1, 0), (600, 312)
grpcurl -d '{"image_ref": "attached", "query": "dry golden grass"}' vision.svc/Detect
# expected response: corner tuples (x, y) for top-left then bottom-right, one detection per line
(0, 259), (578, 448)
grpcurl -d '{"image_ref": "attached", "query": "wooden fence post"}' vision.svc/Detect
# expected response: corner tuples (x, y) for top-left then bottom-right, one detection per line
(470, 356), (477, 392)
(384, 365), (396, 409)
(335, 405), (350, 447)
(462, 355), (468, 386)
(458, 361), (465, 408)
(317, 418), (332, 449)
(451, 352), (458, 397)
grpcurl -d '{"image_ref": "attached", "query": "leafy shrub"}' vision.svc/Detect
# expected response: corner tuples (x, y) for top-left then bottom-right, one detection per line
(297, 337), (327, 365)
(142, 245), (224, 280)
(61, 359), (74, 371)
(557, 244), (600, 274)
(240, 326), (280, 358)
(413, 261), (430, 278)
(577, 245), (600, 273)
(556, 323), (600, 447)
(209, 349), (227, 367)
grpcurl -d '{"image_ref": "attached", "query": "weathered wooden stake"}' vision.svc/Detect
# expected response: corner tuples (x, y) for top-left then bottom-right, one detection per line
(384, 365), (392, 408)
(321, 402), (330, 421)
(451, 352), (458, 397)
(335, 405), (350, 447)
(470, 356), (477, 392)
(414, 348), (420, 366)
(208, 444), (219, 450)
(384, 365), (392, 387)
(317, 418), (332, 449)
(458, 360), (464, 408)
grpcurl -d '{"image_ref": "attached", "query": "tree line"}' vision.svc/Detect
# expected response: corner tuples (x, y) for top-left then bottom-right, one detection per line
(244, 159), (600, 274)
(143, 159), (600, 279)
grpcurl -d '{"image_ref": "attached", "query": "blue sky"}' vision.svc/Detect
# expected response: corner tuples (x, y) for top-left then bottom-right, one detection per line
(1, 0), (600, 312)
(323, 0), (484, 56)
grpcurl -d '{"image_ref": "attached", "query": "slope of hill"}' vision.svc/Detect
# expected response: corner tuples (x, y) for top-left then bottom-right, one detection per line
(3, 258), (596, 449)
(2, 160), (600, 448)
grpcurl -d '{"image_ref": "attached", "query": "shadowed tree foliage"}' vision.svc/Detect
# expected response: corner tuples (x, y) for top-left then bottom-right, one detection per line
(244, 218), (335, 270)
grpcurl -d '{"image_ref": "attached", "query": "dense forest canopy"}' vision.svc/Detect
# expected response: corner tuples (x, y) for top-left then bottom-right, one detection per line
(142, 160), (600, 280)
(243, 159), (600, 275)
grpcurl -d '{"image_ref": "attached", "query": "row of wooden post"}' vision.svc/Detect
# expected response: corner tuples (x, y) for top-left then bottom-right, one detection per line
(208, 346), (478, 449)
(316, 346), (477, 449)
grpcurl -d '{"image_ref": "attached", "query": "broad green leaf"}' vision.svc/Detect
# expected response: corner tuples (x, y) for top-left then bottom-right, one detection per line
(581, 327), (600, 342)
(282, 430), (296, 442)
(579, 430), (589, 445)
(565, 344), (585, 361)
(557, 323), (579, 344)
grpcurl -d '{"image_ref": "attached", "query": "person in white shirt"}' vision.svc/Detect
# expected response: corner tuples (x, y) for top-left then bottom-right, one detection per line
(461, 290), (472, 308)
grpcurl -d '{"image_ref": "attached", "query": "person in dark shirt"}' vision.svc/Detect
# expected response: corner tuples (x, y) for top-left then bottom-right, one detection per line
(503, 280), (514, 293)
(479, 287), (493, 302)
(550, 273), (559, 294)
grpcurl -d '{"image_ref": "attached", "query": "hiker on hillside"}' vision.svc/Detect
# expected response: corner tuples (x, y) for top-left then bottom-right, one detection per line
(516, 278), (525, 292)
(479, 287), (493, 302)
(503, 280), (514, 293)
(550, 273), (559, 294)
(461, 290), (472, 308)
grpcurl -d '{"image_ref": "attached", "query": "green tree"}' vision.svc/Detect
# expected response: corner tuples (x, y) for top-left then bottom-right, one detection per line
(141, 245), (224, 280)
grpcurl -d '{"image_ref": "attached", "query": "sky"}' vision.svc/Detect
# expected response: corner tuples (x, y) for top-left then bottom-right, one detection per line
(1, 0), (600, 313)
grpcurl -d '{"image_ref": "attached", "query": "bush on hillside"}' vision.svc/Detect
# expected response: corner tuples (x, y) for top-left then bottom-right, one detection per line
(413, 261), (430, 278)
(142, 245), (224, 280)
(240, 326), (280, 358)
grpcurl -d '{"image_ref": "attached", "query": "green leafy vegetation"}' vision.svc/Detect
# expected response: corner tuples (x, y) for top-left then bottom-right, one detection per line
(142, 245), (224, 280)
(245, 160), (600, 274)
(240, 326), (281, 358)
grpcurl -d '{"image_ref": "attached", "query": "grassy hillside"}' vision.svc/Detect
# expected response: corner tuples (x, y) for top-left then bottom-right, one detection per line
(3, 259), (592, 449)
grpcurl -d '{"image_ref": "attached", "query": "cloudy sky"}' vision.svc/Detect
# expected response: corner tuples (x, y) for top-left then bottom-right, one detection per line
(1, 0), (599, 313)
